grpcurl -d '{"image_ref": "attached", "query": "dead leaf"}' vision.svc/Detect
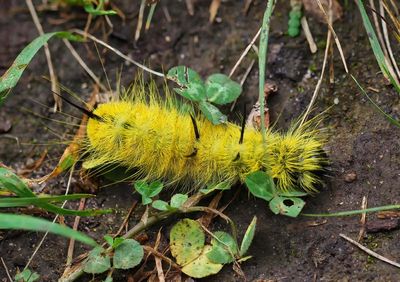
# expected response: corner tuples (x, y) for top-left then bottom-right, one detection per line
(209, 0), (221, 23)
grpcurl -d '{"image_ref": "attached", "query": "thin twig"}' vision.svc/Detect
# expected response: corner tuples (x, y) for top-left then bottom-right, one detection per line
(114, 200), (137, 237)
(357, 196), (367, 242)
(143, 246), (181, 271)
(380, 1), (400, 82)
(73, 29), (165, 78)
(24, 166), (75, 270)
(26, 0), (60, 111)
(135, 0), (146, 41)
(65, 198), (86, 271)
(300, 5), (332, 126)
(230, 59), (255, 111)
(62, 39), (108, 92)
(340, 233), (400, 268)
(229, 28), (261, 78)
(301, 16), (317, 53)
(1, 257), (12, 282)
(315, 0), (348, 73)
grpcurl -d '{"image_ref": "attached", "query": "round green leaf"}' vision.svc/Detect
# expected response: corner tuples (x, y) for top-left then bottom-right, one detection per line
(170, 219), (205, 265)
(199, 101), (227, 125)
(113, 239), (144, 269)
(170, 194), (188, 208)
(181, 245), (223, 278)
(207, 231), (238, 264)
(205, 73), (242, 105)
(152, 200), (171, 211)
(83, 247), (111, 274)
(269, 196), (305, 218)
(244, 171), (275, 201)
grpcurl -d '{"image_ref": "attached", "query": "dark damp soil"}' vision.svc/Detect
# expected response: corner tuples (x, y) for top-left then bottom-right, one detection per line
(1, 0), (400, 281)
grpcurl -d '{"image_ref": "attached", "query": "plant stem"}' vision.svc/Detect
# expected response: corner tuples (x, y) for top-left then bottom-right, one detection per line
(258, 0), (275, 142)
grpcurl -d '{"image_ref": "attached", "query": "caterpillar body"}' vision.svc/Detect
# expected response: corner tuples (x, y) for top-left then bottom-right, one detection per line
(77, 84), (327, 194)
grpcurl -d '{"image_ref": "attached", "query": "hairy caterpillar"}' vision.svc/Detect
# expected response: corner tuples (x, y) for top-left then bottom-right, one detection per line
(63, 81), (327, 194)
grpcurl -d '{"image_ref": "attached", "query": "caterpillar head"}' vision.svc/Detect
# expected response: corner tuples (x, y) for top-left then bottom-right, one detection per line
(266, 128), (328, 194)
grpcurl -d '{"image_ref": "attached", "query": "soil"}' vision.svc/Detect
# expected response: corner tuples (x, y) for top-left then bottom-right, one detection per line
(1, 0), (400, 281)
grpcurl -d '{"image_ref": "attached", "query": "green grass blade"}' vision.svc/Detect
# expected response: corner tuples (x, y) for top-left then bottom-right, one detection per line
(258, 0), (276, 142)
(0, 31), (83, 106)
(0, 213), (98, 247)
(0, 167), (111, 216)
(351, 74), (400, 127)
(302, 204), (400, 217)
(356, 0), (400, 93)
(0, 194), (94, 208)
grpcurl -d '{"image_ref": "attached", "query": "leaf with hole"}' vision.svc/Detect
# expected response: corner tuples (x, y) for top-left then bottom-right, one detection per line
(113, 239), (144, 269)
(245, 171), (275, 201)
(240, 216), (257, 256)
(170, 218), (205, 265)
(269, 196), (305, 217)
(83, 247), (111, 274)
(199, 100), (227, 125)
(207, 231), (238, 264)
(205, 73), (242, 105)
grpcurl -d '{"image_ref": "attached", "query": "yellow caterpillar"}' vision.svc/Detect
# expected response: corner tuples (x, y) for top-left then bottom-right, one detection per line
(71, 82), (327, 194)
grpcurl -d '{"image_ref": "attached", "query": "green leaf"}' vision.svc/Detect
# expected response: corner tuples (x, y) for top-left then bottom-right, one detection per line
(83, 247), (111, 274)
(112, 237), (125, 249)
(167, 66), (206, 102)
(244, 171), (275, 201)
(113, 239), (144, 269)
(134, 180), (164, 205)
(103, 235), (114, 247)
(199, 182), (231, 195)
(83, 0), (117, 16)
(0, 32), (83, 106)
(15, 269), (40, 282)
(207, 231), (238, 264)
(152, 200), (171, 211)
(269, 196), (305, 218)
(199, 101), (227, 125)
(0, 194), (94, 208)
(205, 73), (242, 105)
(170, 194), (188, 208)
(181, 245), (223, 278)
(0, 213), (98, 247)
(148, 181), (163, 197)
(103, 276), (113, 282)
(240, 216), (257, 256)
(170, 219), (205, 265)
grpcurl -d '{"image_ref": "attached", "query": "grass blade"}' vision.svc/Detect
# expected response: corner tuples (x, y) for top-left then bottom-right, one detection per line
(0, 31), (83, 106)
(357, 0), (400, 93)
(0, 213), (98, 247)
(0, 167), (111, 216)
(351, 74), (400, 127)
(258, 0), (276, 142)
(0, 194), (94, 208)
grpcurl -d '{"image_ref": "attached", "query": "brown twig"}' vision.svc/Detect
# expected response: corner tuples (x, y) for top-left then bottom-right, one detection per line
(65, 198), (86, 272)
(1, 257), (12, 282)
(143, 246), (181, 271)
(340, 233), (400, 268)
(25, 0), (60, 111)
(114, 200), (138, 237)
(357, 196), (368, 242)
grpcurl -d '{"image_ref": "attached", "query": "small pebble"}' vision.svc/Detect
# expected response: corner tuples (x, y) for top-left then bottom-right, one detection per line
(344, 171), (357, 183)
(0, 118), (12, 133)
(334, 97), (339, 104)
